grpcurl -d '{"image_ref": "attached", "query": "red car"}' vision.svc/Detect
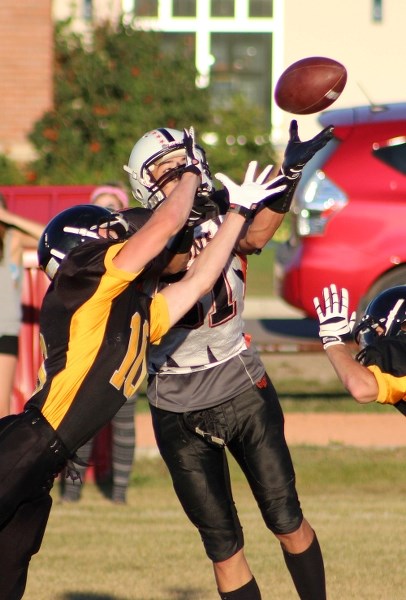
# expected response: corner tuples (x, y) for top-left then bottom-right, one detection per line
(277, 101), (406, 318)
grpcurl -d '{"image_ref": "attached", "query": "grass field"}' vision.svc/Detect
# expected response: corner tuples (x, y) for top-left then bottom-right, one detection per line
(24, 243), (406, 599)
(246, 244), (277, 297)
(25, 447), (406, 600)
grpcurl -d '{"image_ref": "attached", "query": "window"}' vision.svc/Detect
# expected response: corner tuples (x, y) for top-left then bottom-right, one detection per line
(210, 33), (272, 125)
(372, 0), (383, 22)
(211, 0), (234, 17)
(83, 0), (92, 20)
(249, 0), (273, 18)
(162, 33), (196, 62)
(134, 0), (158, 17)
(173, 0), (197, 17)
(373, 137), (406, 175)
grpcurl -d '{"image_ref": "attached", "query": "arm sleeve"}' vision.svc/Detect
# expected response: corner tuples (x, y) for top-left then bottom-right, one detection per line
(149, 292), (171, 344)
(104, 242), (141, 281)
(367, 364), (406, 405)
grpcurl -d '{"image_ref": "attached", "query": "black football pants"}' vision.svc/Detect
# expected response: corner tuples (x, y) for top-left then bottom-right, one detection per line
(150, 374), (303, 562)
(0, 409), (69, 599)
(0, 492), (52, 600)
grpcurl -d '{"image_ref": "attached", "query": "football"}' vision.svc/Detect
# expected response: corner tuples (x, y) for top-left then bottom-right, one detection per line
(274, 56), (347, 115)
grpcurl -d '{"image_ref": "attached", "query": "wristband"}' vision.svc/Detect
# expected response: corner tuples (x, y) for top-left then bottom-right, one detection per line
(263, 178), (298, 214)
(182, 164), (201, 177)
(322, 336), (345, 350)
(227, 203), (253, 220)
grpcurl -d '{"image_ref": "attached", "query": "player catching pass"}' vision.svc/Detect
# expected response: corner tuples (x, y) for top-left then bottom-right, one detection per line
(0, 128), (287, 600)
(124, 120), (334, 600)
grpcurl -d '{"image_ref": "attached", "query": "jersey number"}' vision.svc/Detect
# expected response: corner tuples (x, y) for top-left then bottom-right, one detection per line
(175, 269), (237, 330)
(110, 313), (148, 398)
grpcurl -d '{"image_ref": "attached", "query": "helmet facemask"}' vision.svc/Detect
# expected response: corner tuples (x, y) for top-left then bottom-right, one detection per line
(124, 128), (214, 211)
(354, 315), (386, 348)
(146, 146), (214, 210)
(354, 289), (406, 348)
(97, 211), (130, 240)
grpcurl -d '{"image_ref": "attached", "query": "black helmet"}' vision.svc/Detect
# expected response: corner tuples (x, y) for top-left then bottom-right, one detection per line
(354, 285), (406, 348)
(38, 204), (129, 280)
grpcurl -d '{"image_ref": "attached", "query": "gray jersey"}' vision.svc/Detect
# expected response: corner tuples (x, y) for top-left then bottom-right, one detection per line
(146, 217), (266, 412)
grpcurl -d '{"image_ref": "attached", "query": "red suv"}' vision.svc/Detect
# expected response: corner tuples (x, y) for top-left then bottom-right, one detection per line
(276, 101), (406, 318)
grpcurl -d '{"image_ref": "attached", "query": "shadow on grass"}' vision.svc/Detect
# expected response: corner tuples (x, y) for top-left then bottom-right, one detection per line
(279, 392), (350, 399)
(60, 587), (205, 600)
(61, 594), (124, 600)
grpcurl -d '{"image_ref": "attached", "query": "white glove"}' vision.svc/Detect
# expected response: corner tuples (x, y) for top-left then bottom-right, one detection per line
(313, 284), (356, 349)
(215, 161), (287, 215)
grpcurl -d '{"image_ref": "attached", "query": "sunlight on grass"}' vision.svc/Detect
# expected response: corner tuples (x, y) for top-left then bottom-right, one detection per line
(25, 449), (406, 600)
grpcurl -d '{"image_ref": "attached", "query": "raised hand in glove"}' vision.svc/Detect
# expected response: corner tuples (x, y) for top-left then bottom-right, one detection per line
(262, 120), (334, 214)
(313, 284), (356, 350)
(182, 127), (215, 197)
(215, 161), (287, 219)
(182, 126), (202, 177)
(281, 119), (334, 180)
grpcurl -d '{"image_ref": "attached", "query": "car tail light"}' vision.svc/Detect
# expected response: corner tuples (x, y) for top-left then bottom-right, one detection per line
(295, 169), (348, 236)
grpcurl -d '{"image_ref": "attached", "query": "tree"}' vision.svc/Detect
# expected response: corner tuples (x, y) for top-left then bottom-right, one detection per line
(203, 94), (277, 182)
(0, 155), (25, 185)
(28, 20), (210, 184)
(27, 18), (278, 187)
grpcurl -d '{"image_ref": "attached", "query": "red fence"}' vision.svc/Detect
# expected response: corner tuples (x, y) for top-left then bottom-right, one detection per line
(2, 186), (112, 480)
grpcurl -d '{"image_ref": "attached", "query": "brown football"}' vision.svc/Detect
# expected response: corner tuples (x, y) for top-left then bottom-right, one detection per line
(274, 56), (347, 115)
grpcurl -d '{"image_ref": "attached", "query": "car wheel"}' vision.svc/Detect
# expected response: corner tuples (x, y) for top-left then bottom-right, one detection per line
(357, 265), (406, 318)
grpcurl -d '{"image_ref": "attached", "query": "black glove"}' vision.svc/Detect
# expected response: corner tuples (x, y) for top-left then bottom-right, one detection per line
(263, 120), (334, 213)
(182, 126), (201, 177)
(166, 195), (220, 255)
(281, 119), (334, 180)
(188, 194), (219, 226)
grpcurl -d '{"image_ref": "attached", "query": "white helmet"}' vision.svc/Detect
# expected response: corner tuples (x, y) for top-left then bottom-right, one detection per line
(123, 127), (214, 210)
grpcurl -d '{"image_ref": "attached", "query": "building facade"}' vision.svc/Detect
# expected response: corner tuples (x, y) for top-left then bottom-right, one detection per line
(1, 0), (405, 161)
(0, 1), (53, 162)
(128, 0), (406, 144)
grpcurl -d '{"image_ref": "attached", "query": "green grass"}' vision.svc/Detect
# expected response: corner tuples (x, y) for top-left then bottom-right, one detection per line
(260, 353), (386, 412)
(25, 448), (406, 600)
(246, 244), (276, 297)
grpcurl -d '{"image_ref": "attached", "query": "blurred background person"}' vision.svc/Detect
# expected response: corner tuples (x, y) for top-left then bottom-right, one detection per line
(89, 182), (130, 211)
(0, 193), (44, 417)
(61, 183), (135, 504)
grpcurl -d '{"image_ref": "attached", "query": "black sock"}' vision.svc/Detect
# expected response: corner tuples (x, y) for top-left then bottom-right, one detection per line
(282, 533), (326, 600)
(218, 576), (261, 600)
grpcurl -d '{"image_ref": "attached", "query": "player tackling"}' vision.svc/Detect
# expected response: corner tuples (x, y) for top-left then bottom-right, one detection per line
(0, 128), (288, 599)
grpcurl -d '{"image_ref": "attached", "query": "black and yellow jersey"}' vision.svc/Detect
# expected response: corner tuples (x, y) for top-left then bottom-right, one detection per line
(359, 336), (406, 414)
(26, 238), (169, 453)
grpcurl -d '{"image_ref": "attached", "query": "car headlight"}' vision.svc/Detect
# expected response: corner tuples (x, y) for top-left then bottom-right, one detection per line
(295, 170), (348, 236)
